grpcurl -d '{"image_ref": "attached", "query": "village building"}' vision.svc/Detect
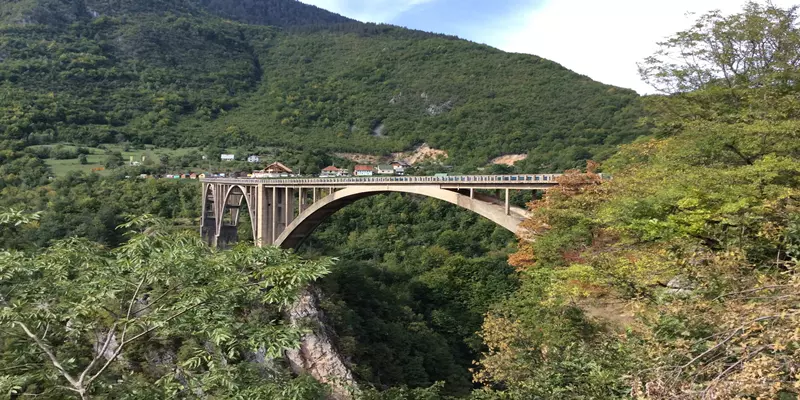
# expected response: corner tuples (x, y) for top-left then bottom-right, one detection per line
(354, 165), (374, 177)
(319, 166), (350, 178)
(253, 162), (293, 178)
(376, 164), (395, 175)
(221, 154), (235, 161)
(391, 161), (409, 175)
(247, 155), (269, 163)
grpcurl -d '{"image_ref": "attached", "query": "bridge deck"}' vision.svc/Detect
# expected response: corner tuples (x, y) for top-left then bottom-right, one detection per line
(201, 174), (564, 248)
(201, 174), (562, 189)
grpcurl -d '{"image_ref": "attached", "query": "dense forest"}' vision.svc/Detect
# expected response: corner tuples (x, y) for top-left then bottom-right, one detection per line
(1, 1), (798, 399)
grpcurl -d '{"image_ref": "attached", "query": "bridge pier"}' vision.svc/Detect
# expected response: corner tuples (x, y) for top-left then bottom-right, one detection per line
(505, 188), (510, 216)
(200, 174), (560, 249)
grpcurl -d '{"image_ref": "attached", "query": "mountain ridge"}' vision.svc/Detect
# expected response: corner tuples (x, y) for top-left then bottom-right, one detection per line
(0, 0), (647, 172)
(0, 0), (354, 27)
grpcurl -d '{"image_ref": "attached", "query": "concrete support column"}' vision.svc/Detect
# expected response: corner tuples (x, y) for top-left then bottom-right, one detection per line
(505, 188), (510, 216)
(313, 187), (318, 203)
(271, 187), (278, 244)
(284, 188), (293, 228)
(298, 188), (305, 212)
(470, 188), (474, 199)
(256, 184), (267, 247)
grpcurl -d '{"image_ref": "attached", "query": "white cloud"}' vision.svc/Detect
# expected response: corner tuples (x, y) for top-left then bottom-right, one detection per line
(495, 0), (798, 93)
(300, 0), (434, 23)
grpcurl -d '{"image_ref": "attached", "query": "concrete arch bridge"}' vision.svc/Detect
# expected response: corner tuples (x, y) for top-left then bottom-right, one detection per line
(200, 175), (561, 249)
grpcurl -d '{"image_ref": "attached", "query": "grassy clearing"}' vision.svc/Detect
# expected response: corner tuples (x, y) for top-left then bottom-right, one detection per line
(46, 156), (110, 176)
(37, 144), (202, 176)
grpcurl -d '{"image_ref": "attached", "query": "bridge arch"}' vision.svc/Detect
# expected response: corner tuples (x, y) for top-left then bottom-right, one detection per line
(275, 186), (527, 249)
(219, 184), (258, 243)
(202, 183), (260, 247)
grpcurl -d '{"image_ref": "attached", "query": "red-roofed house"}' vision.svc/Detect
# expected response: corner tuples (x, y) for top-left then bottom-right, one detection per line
(353, 165), (374, 177)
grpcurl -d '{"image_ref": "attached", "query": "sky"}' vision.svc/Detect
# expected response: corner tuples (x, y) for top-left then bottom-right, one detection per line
(300, 0), (798, 94)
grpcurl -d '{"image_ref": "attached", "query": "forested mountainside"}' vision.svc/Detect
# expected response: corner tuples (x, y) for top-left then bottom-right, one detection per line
(0, 0), (645, 172)
(0, 0), (353, 27)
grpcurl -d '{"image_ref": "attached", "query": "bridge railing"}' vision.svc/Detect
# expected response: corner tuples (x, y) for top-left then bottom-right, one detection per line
(200, 174), (563, 185)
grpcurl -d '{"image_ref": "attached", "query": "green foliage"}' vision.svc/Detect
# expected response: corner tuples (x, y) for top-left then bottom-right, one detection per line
(0, 215), (333, 399)
(302, 194), (520, 397)
(639, 2), (800, 93)
(0, 140), (51, 189)
(0, 171), (202, 249)
(356, 382), (446, 400)
(194, 0), (354, 27)
(481, 2), (800, 398)
(0, 207), (41, 225)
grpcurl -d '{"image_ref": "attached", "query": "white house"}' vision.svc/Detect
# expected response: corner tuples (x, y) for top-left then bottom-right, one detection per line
(392, 161), (409, 175)
(247, 155), (261, 163)
(221, 154), (235, 161)
(320, 166), (351, 178)
(354, 165), (374, 177)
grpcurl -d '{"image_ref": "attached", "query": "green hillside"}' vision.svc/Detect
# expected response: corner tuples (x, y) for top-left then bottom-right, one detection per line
(0, 0), (353, 27)
(0, 0), (646, 171)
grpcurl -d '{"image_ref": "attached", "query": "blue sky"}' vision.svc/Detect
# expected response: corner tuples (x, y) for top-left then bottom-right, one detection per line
(389, 0), (544, 42)
(300, 0), (798, 94)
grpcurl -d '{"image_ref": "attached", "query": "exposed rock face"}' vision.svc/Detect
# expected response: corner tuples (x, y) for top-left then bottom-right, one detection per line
(491, 154), (528, 166)
(426, 100), (454, 116)
(335, 143), (449, 166)
(402, 143), (448, 164)
(285, 287), (356, 400)
(93, 329), (121, 363)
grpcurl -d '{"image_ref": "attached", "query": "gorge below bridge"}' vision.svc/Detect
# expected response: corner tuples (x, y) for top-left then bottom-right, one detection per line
(200, 174), (562, 249)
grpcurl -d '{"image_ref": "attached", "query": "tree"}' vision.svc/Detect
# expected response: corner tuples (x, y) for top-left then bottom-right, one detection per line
(104, 152), (124, 169)
(639, 2), (800, 93)
(633, 1), (800, 171)
(0, 215), (332, 399)
(78, 154), (88, 164)
(481, 2), (800, 398)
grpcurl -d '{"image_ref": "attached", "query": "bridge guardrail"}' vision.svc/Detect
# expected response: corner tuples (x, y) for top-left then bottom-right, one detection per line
(200, 174), (563, 185)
